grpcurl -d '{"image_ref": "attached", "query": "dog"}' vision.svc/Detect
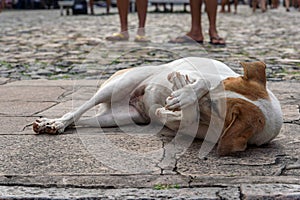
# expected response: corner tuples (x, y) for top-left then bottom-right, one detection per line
(33, 57), (283, 156)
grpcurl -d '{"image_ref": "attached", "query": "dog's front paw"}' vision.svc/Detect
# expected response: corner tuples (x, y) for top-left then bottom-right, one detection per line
(167, 71), (193, 90)
(33, 118), (65, 134)
(165, 87), (198, 111)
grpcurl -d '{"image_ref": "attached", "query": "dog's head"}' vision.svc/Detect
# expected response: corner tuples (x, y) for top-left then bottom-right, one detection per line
(212, 61), (283, 156)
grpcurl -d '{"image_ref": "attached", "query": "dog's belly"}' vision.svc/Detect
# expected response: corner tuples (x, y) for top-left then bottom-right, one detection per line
(110, 57), (240, 126)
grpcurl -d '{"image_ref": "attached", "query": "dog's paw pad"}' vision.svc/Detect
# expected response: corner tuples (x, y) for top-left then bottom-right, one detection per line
(33, 118), (65, 134)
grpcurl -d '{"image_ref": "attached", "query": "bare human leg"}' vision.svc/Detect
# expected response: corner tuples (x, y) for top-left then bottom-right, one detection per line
(234, 0), (238, 13)
(136, 0), (148, 36)
(206, 0), (226, 45)
(135, 0), (149, 42)
(285, 0), (290, 11)
(220, 0), (226, 12)
(186, 0), (204, 42)
(106, 0), (129, 41)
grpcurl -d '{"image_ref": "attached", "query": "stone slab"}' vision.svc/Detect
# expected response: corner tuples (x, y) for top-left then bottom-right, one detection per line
(0, 185), (239, 200)
(176, 123), (300, 177)
(0, 101), (57, 116)
(0, 86), (65, 102)
(73, 131), (164, 174)
(268, 82), (300, 106)
(0, 174), (190, 190)
(241, 184), (300, 200)
(0, 135), (115, 175)
(190, 175), (300, 187)
(6, 79), (101, 87)
(0, 78), (9, 85)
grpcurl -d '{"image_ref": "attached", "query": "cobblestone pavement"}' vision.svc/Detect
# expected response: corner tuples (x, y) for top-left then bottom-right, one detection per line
(0, 5), (299, 81)
(0, 5), (300, 200)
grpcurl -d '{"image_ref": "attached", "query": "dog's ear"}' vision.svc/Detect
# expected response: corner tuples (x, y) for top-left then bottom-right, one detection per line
(240, 61), (266, 88)
(217, 99), (265, 156)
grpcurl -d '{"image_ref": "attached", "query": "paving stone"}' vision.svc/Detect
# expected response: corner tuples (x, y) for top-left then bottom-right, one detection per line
(76, 133), (164, 174)
(0, 101), (56, 116)
(6, 79), (100, 87)
(0, 185), (240, 200)
(241, 184), (300, 200)
(0, 78), (9, 85)
(0, 85), (65, 102)
(0, 134), (114, 175)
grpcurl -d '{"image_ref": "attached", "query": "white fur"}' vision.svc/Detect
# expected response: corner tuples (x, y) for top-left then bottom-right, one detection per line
(33, 57), (283, 148)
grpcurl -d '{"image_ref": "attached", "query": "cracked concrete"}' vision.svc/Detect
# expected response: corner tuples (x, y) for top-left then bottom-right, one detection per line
(0, 5), (300, 199)
(0, 79), (299, 199)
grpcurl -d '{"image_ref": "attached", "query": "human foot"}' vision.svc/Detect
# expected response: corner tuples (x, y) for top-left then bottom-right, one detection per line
(106, 32), (129, 41)
(169, 35), (203, 44)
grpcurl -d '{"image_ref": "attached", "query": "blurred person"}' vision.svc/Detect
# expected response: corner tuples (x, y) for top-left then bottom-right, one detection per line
(0, 0), (5, 12)
(220, 0), (238, 14)
(252, 0), (267, 12)
(271, 0), (279, 8)
(285, 0), (290, 11)
(170, 0), (225, 46)
(106, 0), (149, 42)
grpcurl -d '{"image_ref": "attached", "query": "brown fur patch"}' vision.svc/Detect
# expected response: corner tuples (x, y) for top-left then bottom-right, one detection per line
(223, 61), (269, 101)
(217, 98), (266, 155)
(223, 76), (269, 101)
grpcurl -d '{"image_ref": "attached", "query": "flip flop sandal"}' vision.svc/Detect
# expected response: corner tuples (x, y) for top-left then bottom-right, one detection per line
(209, 36), (226, 46)
(106, 33), (129, 41)
(169, 35), (203, 44)
(134, 35), (150, 43)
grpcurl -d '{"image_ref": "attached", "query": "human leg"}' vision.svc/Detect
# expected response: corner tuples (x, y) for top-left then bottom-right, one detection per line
(106, 0), (111, 14)
(227, 0), (231, 12)
(117, 0), (129, 34)
(220, 0), (226, 12)
(136, 0), (148, 36)
(89, 0), (94, 14)
(252, 0), (257, 12)
(0, 0), (5, 12)
(169, 0), (204, 43)
(186, 0), (204, 41)
(206, 0), (226, 45)
(106, 0), (129, 41)
(234, 0), (238, 13)
(261, 0), (266, 12)
(285, 0), (290, 11)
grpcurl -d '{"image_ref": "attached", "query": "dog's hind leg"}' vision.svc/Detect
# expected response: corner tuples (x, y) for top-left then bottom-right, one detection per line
(33, 71), (145, 134)
(76, 104), (147, 128)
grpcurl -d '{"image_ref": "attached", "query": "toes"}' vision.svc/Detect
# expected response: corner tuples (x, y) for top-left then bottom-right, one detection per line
(167, 72), (190, 90)
(32, 118), (63, 134)
(45, 125), (58, 134)
(32, 121), (41, 133)
(165, 96), (181, 111)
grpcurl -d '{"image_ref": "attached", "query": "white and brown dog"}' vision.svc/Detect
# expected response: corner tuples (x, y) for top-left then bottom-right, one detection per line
(33, 57), (283, 156)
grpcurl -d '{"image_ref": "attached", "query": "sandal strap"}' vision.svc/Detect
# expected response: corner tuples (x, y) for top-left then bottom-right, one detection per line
(112, 32), (126, 38)
(106, 32), (129, 41)
(135, 35), (150, 42)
